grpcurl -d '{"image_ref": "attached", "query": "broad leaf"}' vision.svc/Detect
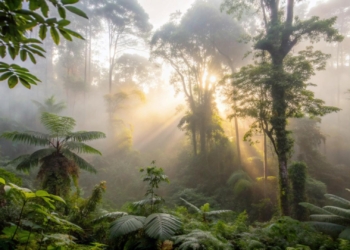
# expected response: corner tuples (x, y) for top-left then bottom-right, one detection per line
(144, 213), (182, 240)
(110, 215), (145, 239)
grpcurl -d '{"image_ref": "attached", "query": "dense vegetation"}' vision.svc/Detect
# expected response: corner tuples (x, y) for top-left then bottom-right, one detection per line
(1, 0), (350, 249)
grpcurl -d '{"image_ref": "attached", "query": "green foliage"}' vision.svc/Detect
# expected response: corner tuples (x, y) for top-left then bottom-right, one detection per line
(235, 217), (336, 249)
(1, 112), (105, 196)
(0, 0), (87, 88)
(289, 162), (308, 220)
(173, 229), (231, 250)
(133, 162), (169, 215)
(301, 190), (350, 240)
(0, 179), (83, 249)
(110, 213), (182, 247)
(180, 198), (232, 223)
(33, 96), (66, 114)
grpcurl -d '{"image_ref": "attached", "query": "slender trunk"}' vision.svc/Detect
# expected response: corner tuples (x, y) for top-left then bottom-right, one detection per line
(191, 126), (197, 156)
(199, 125), (206, 156)
(12, 200), (26, 241)
(264, 132), (268, 197)
(233, 115), (241, 167)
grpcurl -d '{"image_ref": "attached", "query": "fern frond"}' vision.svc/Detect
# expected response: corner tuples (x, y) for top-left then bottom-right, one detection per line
(64, 141), (102, 155)
(325, 194), (350, 209)
(144, 213), (182, 240)
(110, 215), (146, 239)
(1, 131), (50, 146)
(232, 179), (253, 196)
(91, 212), (127, 224)
(41, 112), (75, 136)
(323, 206), (350, 219)
(67, 131), (106, 142)
(227, 170), (251, 185)
(299, 202), (332, 215)
(180, 198), (201, 213)
(61, 149), (97, 173)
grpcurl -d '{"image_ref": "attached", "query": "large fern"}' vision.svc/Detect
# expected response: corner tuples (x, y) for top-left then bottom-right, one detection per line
(301, 190), (350, 240)
(1, 112), (106, 196)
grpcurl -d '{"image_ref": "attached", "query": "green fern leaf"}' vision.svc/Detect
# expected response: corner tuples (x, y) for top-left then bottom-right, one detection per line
(61, 149), (97, 173)
(325, 194), (350, 209)
(64, 141), (102, 155)
(323, 206), (350, 219)
(299, 202), (332, 215)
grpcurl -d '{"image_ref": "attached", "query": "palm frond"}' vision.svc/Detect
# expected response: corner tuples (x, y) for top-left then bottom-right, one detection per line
(64, 141), (102, 155)
(299, 202), (332, 215)
(91, 212), (128, 224)
(325, 194), (350, 209)
(110, 215), (146, 239)
(61, 149), (97, 173)
(323, 206), (350, 219)
(310, 215), (350, 225)
(144, 213), (182, 240)
(180, 198), (201, 213)
(133, 197), (163, 207)
(339, 227), (350, 241)
(67, 131), (106, 142)
(1, 131), (50, 146)
(309, 222), (345, 238)
(41, 112), (75, 135)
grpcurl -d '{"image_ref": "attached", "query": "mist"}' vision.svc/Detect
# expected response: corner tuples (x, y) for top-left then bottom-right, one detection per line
(1, 0), (350, 248)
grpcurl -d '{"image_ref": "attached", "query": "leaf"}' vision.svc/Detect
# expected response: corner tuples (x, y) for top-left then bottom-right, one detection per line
(110, 215), (145, 239)
(40, 0), (49, 17)
(67, 131), (106, 142)
(20, 50), (27, 61)
(58, 28), (72, 41)
(65, 6), (88, 19)
(339, 227), (350, 241)
(92, 212), (128, 224)
(180, 198), (201, 213)
(61, 149), (97, 173)
(8, 47), (16, 60)
(19, 78), (31, 89)
(61, 0), (79, 4)
(0, 177), (5, 185)
(28, 52), (37, 64)
(58, 5), (66, 19)
(50, 27), (60, 45)
(39, 25), (47, 40)
(57, 19), (71, 26)
(35, 190), (50, 197)
(64, 141), (102, 155)
(144, 213), (182, 240)
(0, 72), (13, 81)
(63, 28), (84, 39)
(8, 75), (18, 89)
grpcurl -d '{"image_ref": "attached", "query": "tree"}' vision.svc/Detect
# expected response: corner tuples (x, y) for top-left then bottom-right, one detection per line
(1, 112), (106, 196)
(151, 1), (245, 168)
(95, 0), (152, 93)
(0, 0), (88, 89)
(222, 0), (343, 215)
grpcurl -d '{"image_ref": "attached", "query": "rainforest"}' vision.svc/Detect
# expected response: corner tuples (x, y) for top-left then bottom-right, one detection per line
(1, 0), (350, 249)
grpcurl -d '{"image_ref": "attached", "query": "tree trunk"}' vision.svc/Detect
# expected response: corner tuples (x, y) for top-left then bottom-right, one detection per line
(191, 126), (197, 156)
(271, 80), (290, 216)
(233, 115), (242, 167)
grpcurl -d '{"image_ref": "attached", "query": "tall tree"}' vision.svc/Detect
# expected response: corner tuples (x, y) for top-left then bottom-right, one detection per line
(222, 0), (343, 215)
(96, 0), (152, 93)
(151, 1), (245, 162)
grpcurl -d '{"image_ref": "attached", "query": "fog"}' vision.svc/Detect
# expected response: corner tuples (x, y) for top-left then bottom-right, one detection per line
(1, 0), (350, 218)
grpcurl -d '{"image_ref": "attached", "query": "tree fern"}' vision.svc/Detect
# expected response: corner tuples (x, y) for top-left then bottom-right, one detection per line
(1, 112), (105, 196)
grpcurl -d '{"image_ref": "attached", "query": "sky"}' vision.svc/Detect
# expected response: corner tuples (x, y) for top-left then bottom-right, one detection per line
(138, 0), (195, 29)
